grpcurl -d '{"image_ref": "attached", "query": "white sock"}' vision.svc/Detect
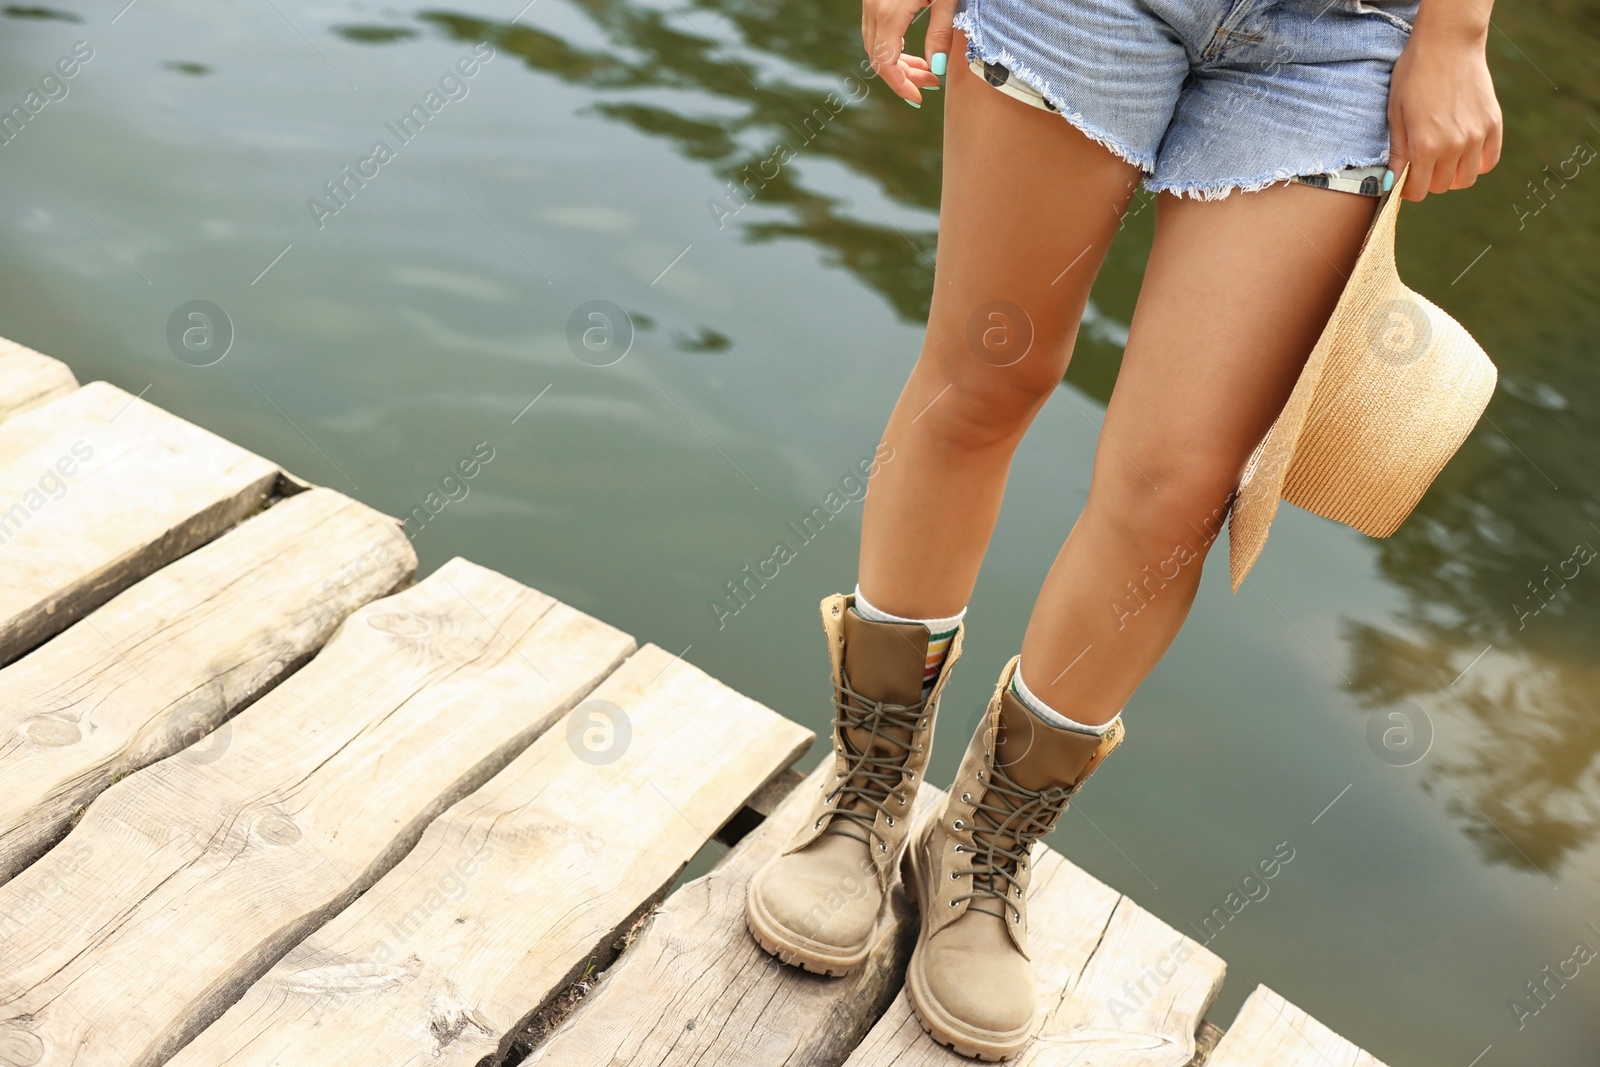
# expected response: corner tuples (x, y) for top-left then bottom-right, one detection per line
(853, 585), (965, 696)
(1010, 661), (1120, 736)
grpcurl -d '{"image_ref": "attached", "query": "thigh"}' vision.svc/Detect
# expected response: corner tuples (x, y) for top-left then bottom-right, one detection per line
(922, 33), (1145, 396)
(1092, 182), (1377, 501)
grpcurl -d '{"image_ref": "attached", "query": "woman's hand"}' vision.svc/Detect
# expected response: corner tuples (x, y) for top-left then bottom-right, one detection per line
(863, 0), (956, 106)
(1387, 5), (1503, 201)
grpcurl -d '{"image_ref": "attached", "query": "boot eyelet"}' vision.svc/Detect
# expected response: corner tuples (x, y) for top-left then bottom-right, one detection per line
(948, 900), (958, 908)
(953, 819), (964, 830)
(953, 845), (964, 853)
(960, 792), (971, 803)
(879, 842), (888, 852)
(814, 818), (823, 829)
(976, 771), (984, 781)
(885, 816), (895, 826)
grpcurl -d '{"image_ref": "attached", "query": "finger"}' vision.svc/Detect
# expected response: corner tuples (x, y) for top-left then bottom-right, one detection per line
(1402, 141), (1434, 203)
(870, 27), (920, 104)
(902, 59), (940, 90)
(924, 0), (956, 80)
(1451, 139), (1484, 189)
(1482, 119), (1504, 174)
(1386, 106), (1411, 195)
(1429, 146), (1461, 194)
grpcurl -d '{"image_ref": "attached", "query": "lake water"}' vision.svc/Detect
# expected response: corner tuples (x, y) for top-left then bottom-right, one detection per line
(2, 0), (1597, 1061)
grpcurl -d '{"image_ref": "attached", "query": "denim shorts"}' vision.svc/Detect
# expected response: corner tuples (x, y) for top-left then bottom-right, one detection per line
(952, 0), (1419, 199)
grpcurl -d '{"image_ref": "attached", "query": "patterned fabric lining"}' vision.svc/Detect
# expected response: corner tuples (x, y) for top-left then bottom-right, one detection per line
(970, 59), (1389, 196)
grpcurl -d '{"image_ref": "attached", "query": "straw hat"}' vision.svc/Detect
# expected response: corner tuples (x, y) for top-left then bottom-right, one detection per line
(1228, 167), (1497, 591)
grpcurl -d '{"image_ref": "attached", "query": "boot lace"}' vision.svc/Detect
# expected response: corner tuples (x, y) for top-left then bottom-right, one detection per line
(818, 671), (926, 854)
(950, 761), (1075, 922)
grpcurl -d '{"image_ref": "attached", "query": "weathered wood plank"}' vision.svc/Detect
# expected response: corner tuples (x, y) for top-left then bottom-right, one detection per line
(846, 837), (1223, 1066)
(170, 644), (815, 1067)
(0, 487), (415, 885)
(0, 559), (634, 1067)
(1028, 892), (1226, 1063)
(0, 337), (76, 425)
(0, 381), (281, 664)
(520, 762), (931, 1067)
(1205, 986), (1386, 1067)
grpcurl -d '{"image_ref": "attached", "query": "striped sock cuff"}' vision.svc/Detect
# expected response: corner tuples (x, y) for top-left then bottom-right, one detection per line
(1010, 662), (1120, 736)
(923, 627), (958, 693)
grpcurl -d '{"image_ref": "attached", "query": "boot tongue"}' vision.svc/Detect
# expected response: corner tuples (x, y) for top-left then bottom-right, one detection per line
(841, 607), (928, 706)
(826, 607), (929, 823)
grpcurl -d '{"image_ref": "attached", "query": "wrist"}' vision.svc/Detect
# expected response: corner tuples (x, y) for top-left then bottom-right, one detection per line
(1410, 1), (1492, 48)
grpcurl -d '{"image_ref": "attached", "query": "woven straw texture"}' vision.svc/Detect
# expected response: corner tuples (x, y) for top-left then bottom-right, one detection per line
(1228, 171), (1498, 592)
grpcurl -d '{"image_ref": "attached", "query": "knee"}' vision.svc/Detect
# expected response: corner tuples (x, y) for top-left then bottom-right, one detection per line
(1085, 454), (1238, 563)
(913, 345), (1066, 450)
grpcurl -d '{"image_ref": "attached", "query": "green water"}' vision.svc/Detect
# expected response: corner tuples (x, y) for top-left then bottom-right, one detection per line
(2, 0), (1597, 1060)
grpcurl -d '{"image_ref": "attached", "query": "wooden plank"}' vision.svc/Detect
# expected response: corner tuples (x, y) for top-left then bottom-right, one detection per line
(0, 381), (281, 664)
(0, 559), (634, 1067)
(846, 839), (1224, 1066)
(170, 644), (815, 1067)
(519, 762), (929, 1067)
(1204, 987), (1386, 1067)
(0, 487), (416, 885)
(0, 337), (76, 425)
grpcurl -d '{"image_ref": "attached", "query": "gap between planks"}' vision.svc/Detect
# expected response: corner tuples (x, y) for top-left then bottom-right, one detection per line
(0, 381), (281, 665)
(167, 643), (813, 1067)
(0, 487), (415, 885)
(0, 560), (633, 1067)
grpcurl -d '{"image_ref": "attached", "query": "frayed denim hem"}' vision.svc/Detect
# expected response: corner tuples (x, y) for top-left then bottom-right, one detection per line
(1144, 154), (1393, 201)
(954, 10), (1157, 175)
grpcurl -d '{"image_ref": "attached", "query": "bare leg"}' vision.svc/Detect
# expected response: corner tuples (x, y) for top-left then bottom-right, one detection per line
(1017, 183), (1378, 727)
(857, 32), (1142, 618)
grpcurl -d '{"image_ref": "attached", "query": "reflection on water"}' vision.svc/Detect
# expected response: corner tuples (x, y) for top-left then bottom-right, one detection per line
(418, 1), (945, 322)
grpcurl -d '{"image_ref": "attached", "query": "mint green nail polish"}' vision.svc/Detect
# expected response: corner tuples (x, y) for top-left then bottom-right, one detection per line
(1382, 169), (1395, 192)
(905, 98), (920, 109)
(931, 51), (947, 76)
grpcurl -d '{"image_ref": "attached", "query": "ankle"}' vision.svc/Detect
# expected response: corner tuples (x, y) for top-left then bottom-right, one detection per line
(1010, 664), (1119, 735)
(852, 584), (965, 633)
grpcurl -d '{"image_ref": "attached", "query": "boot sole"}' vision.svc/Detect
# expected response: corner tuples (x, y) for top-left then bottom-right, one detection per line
(744, 870), (874, 977)
(901, 816), (1034, 1062)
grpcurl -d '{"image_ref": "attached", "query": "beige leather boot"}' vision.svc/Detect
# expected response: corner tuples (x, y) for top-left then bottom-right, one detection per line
(902, 656), (1122, 1059)
(745, 592), (964, 975)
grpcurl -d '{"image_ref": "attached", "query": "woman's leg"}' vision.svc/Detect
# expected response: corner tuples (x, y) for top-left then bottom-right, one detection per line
(897, 182), (1381, 1059)
(743, 33), (1145, 977)
(857, 35), (1142, 619)
(1016, 182), (1380, 729)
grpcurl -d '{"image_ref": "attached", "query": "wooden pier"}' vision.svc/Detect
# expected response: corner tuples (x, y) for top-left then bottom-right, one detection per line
(0, 337), (1388, 1067)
